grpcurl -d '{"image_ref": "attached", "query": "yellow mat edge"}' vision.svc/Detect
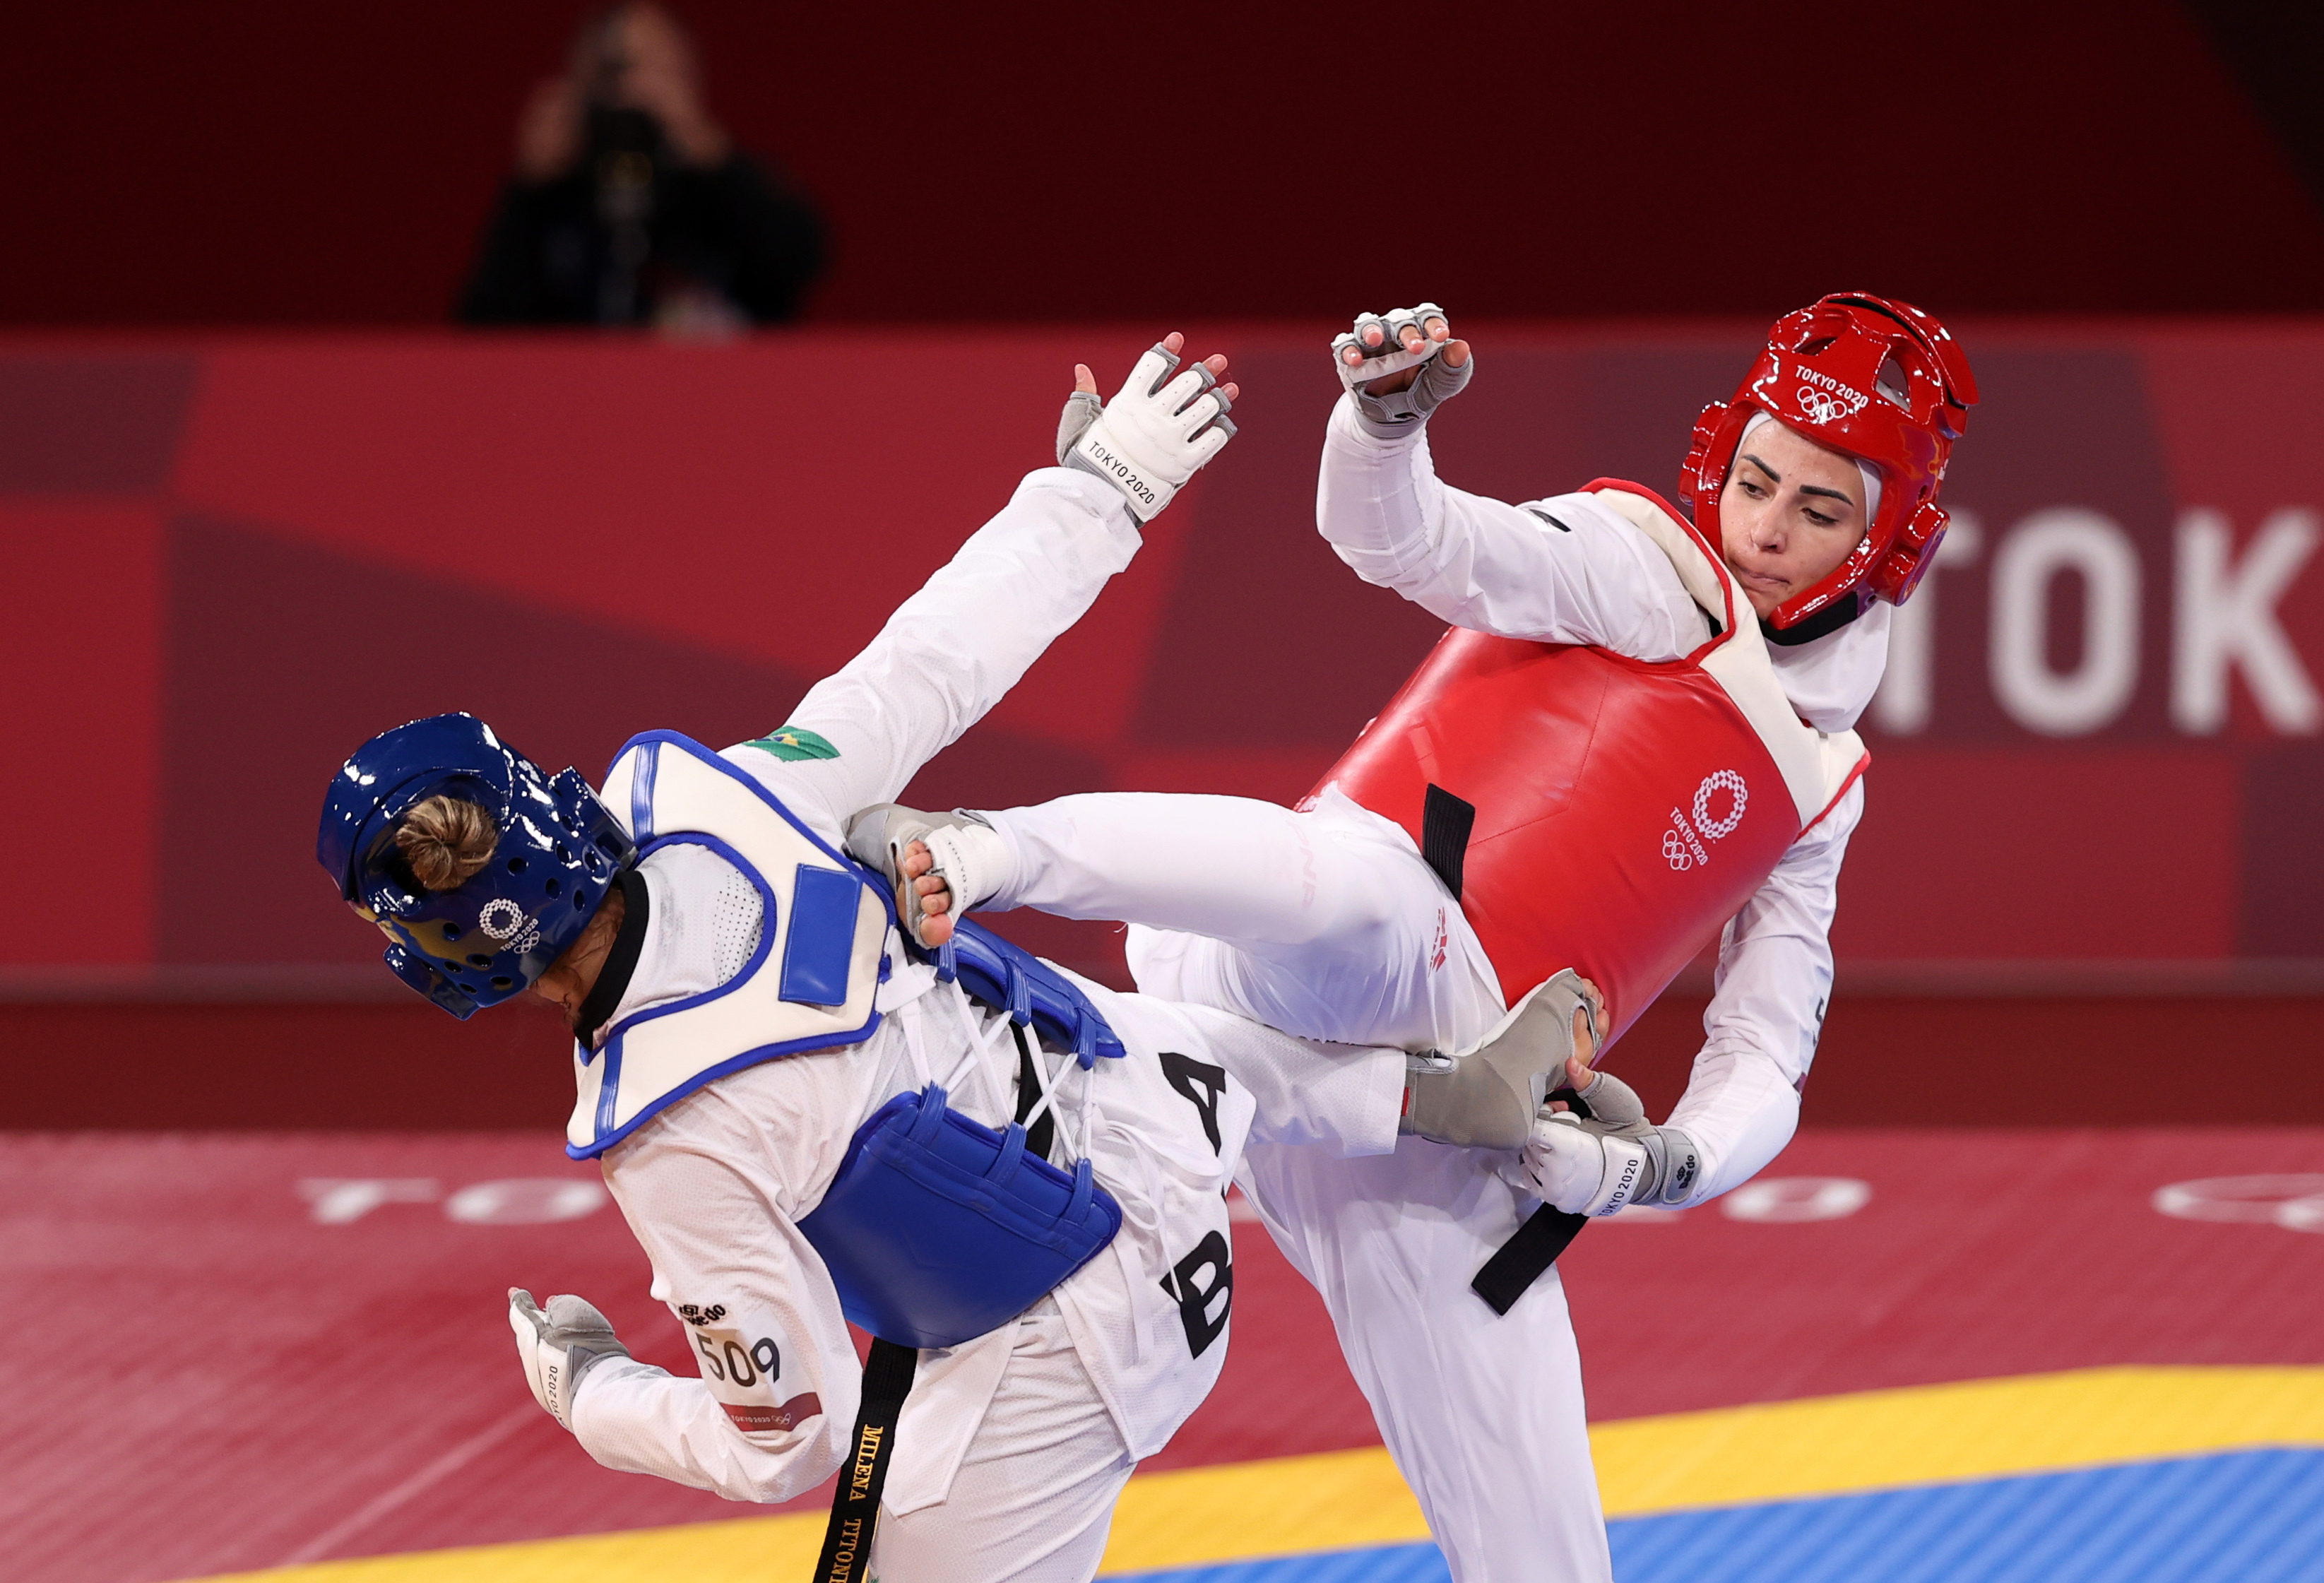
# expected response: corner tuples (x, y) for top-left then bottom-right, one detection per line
(177, 1364), (2324, 1582)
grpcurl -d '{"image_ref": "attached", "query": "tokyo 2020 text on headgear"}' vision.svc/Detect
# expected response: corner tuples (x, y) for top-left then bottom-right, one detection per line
(1679, 292), (1979, 631)
(316, 712), (636, 1019)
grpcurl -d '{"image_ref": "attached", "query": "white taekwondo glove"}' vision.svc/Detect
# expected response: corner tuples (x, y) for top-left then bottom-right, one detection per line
(1515, 1070), (1704, 1216)
(1330, 302), (1474, 439)
(844, 802), (1014, 948)
(1402, 969), (1599, 1151)
(509, 1288), (632, 1430)
(1059, 343), (1236, 521)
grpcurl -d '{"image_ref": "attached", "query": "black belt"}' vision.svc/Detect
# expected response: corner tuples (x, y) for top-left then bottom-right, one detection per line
(1471, 1205), (1589, 1314)
(812, 1338), (917, 1583)
(810, 1024), (1061, 1579)
(1472, 1065), (1599, 1312)
(1417, 782), (1591, 1315)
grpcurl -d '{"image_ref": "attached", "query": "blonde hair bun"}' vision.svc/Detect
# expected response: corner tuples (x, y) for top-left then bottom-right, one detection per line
(395, 795), (499, 891)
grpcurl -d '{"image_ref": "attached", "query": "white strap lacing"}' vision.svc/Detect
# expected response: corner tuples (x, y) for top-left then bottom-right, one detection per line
(940, 985), (1028, 1122)
(930, 985), (1170, 1360)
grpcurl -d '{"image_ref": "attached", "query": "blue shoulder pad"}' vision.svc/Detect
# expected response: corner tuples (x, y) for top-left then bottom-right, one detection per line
(926, 920), (1127, 1069)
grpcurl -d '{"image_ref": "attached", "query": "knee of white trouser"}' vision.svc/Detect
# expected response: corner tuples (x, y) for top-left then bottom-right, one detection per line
(870, 1479), (1125, 1583)
(1310, 812), (1446, 942)
(1123, 923), (1189, 996)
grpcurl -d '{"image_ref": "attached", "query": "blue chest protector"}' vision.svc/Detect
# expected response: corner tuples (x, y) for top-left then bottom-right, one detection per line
(802, 927), (1128, 1348)
(588, 730), (1126, 1351)
(800, 1080), (1122, 1349)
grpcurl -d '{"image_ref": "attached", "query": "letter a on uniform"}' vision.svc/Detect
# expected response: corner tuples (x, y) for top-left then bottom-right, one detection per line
(1159, 1050), (1227, 1153)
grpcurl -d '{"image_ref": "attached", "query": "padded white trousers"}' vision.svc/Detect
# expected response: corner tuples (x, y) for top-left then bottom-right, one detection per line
(988, 790), (1613, 1583)
(870, 1300), (1134, 1583)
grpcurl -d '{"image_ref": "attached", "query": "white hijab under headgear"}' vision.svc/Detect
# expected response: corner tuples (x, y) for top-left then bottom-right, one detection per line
(1738, 410), (1883, 526)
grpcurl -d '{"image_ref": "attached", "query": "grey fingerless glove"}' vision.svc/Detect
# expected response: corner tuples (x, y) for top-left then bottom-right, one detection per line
(1056, 389), (1103, 463)
(1332, 302), (1474, 439)
(1350, 345), (1474, 438)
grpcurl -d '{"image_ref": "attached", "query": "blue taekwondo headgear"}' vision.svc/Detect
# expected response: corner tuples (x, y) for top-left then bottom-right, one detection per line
(316, 713), (636, 1019)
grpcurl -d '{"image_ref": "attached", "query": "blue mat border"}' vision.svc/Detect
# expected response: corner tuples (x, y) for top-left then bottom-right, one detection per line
(1113, 1447), (2324, 1583)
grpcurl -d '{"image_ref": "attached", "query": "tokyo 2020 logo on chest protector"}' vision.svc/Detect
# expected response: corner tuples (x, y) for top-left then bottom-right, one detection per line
(1662, 770), (1749, 871)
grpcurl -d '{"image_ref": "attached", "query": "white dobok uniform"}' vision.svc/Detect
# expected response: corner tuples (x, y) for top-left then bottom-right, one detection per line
(563, 468), (1406, 1583)
(978, 398), (1889, 1581)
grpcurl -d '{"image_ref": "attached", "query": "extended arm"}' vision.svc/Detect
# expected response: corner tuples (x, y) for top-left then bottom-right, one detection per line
(1317, 307), (1706, 658)
(740, 467), (1142, 830)
(1659, 778), (1861, 1202)
(1519, 781), (1860, 1215)
(730, 340), (1235, 836)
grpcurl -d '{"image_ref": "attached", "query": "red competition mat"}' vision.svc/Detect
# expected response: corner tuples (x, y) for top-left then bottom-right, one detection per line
(6, 1127), (2322, 1583)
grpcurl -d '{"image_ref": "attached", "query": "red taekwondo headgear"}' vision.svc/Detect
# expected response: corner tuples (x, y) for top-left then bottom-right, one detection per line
(1679, 292), (1979, 631)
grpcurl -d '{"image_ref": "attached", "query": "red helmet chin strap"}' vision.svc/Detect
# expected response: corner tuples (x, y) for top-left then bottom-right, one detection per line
(1680, 293), (1977, 630)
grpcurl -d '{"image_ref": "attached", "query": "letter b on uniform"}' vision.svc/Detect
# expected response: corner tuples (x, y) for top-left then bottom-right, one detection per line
(1159, 1231), (1233, 1358)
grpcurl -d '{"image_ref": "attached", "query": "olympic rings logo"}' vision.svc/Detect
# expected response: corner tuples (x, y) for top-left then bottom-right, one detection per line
(1795, 385), (1868, 426)
(478, 898), (543, 955)
(1662, 770), (1749, 870)
(2153, 1175), (2324, 1234)
(1692, 771), (1748, 840)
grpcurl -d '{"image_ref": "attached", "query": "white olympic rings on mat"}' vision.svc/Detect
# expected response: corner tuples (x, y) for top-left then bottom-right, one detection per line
(2152, 1174), (2324, 1234)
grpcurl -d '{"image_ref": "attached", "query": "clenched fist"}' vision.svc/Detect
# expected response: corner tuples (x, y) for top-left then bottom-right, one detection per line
(1331, 303), (1473, 436)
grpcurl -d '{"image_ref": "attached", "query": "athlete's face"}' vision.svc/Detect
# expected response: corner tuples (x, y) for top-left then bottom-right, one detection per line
(1717, 420), (1871, 621)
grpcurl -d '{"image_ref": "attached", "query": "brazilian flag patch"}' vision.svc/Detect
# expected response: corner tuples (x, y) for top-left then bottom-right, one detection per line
(744, 725), (841, 762)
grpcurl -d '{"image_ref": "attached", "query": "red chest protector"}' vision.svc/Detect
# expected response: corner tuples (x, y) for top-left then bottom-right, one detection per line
(1309, 482), (1868, 1048)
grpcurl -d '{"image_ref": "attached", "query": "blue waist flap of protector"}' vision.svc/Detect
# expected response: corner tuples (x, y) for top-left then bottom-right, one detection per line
(798, 1084), (1123, 1349)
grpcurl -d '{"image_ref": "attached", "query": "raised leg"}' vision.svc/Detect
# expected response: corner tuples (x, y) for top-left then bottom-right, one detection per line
(986, 792), (1409, 951)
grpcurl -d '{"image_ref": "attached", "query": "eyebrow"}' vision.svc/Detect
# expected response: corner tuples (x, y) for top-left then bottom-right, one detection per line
(1741, 452), (1856, 509)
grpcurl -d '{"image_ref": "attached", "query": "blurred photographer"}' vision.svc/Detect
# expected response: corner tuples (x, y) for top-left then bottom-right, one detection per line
(459, 4), (824, 331)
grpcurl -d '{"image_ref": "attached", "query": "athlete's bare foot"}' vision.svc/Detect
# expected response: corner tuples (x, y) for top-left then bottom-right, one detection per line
(899, 840), (956, 947)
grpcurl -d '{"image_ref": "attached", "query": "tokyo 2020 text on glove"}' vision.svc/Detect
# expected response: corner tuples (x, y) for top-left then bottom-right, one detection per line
(1515, 1069), (1704, 1217)
(1061, 343), (1237, 521)
(509, 1287), (632, 1431)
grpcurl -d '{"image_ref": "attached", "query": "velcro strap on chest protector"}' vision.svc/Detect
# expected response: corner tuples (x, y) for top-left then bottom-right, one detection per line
(929, 920), (1127, 1069)
(797, 1084), (1124, 1349)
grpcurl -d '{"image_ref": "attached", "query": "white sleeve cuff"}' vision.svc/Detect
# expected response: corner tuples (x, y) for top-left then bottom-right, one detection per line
(1666, 1047), (1801, 1206)
(1014, 466), (1143, 560)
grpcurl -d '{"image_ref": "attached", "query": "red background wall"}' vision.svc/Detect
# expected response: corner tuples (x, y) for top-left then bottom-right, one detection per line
(4, 321), (2319, 1124)
(4, 319), (2320, 971)
(8, 2), (2324, 325)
